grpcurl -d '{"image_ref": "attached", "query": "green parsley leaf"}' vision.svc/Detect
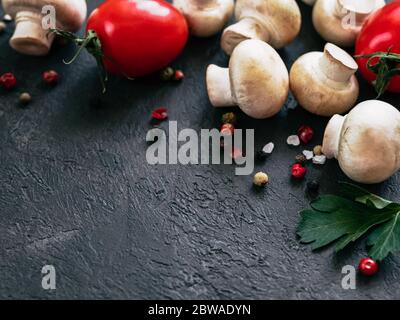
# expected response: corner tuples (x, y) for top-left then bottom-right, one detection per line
(297, 183), (400, 261)
(368, 212), (400, 261)
(340, 182), (394, 209)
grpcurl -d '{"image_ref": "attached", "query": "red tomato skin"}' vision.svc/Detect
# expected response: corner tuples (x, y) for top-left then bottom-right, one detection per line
(86, 0), (188, 77)
(355, 1), (400, 93)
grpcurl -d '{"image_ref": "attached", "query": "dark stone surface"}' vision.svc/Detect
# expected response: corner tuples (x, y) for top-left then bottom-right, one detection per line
(0, 1), (399, 300)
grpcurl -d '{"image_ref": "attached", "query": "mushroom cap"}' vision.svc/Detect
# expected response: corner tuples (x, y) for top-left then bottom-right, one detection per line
(337, 100), (400, 184)
(313, 0), (355, 47)
(2, 0), (87, 31)
(313, 0), (385, 47)
(289, 50), (359, 116)
(235, 0), (301, 49)
(230, 39), (289, 119)
(173, 0), (234, 37)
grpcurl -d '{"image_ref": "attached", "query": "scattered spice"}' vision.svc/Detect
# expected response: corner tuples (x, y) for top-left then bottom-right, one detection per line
(302, 150), (314, 160)
(42, 70), (59, 85)
(19, 92), (32, 105)
(287, 135), (300, 146)
(312, 155), (327, 165)
(0, 72), (17, 89)
(221, 112), (237, 125)
(151, 107), (168, 121)
(256, 143), (274, 161)
(359, 258), (378, 276)
(221, 123), (235, 136)
(295, 154), (307, 164)
(313, 145), (323, 156)
(160, 67), (175, 81)
(0, 21), (6, 34)
(3, 14), (12, 22)
(253, 172), (269, 187)
(262, 142), (274, 154)
(298, 125), (314, 144)
(291, 163), (307, 179)
(174, 69), (185, 81)
(230, 147), (243, 163)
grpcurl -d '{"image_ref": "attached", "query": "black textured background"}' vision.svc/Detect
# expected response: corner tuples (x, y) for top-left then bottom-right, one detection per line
(0, 1), (399, 299)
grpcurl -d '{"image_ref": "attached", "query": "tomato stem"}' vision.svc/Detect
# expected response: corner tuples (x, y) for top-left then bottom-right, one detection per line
(355, 49), (400, 98)
(50, 29), (108, 93)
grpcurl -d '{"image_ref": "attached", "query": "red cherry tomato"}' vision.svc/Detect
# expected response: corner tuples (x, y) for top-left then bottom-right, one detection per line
(355, 1), (400, 93)
(86, 0), (189, 77)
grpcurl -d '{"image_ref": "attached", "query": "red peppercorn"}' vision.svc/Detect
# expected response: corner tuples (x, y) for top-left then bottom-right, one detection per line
(291, 163), (307, 179)
(42, 70), (59, 85)
(174, 69), (184, 81)
(221, 123), (235, 136)
(359, 258), (378, 276)
(151, 107), (168, 121)
(230, 147), (242, 162)
(0, 72), (17, 89)
(298, 125), (314, 144)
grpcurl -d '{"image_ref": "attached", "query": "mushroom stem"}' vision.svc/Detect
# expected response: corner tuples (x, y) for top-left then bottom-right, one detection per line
(206, 65), (234, 107)
(319, 43), (358, 82)
(10, 10), (55, 56)
(322, 114), (346, 159)
(221, 17), (270, 55)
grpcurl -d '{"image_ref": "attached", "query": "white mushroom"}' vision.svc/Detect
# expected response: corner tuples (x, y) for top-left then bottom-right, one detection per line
(322, 100), (400, 184)
(289, 43), (359, 117)
(206, 39), (289, 119)
(221, 0), (301, 55)
(2, 0), (87, 56)
(313, 0), (385, 47)
(173, 0), (234, 37)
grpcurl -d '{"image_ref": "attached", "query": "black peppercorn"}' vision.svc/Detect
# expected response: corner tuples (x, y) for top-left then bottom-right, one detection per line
(307, 180), (320, 193)
(295, 154), (307, 164)
(160, 67), (175, 81)
(221, 112), (237, 125)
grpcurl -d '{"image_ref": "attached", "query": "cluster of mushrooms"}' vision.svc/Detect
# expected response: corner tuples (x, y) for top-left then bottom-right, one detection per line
(179, 0), (400, 185)
(2, 0), (400, 184)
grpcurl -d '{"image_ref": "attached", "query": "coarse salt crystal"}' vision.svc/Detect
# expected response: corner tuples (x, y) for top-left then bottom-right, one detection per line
(313, 155), (327, 165)
(262, 142), (275, 154)
(3, 14), (12, 22)
(302, 150), (314, 160)
(287, 135), (300, 146)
